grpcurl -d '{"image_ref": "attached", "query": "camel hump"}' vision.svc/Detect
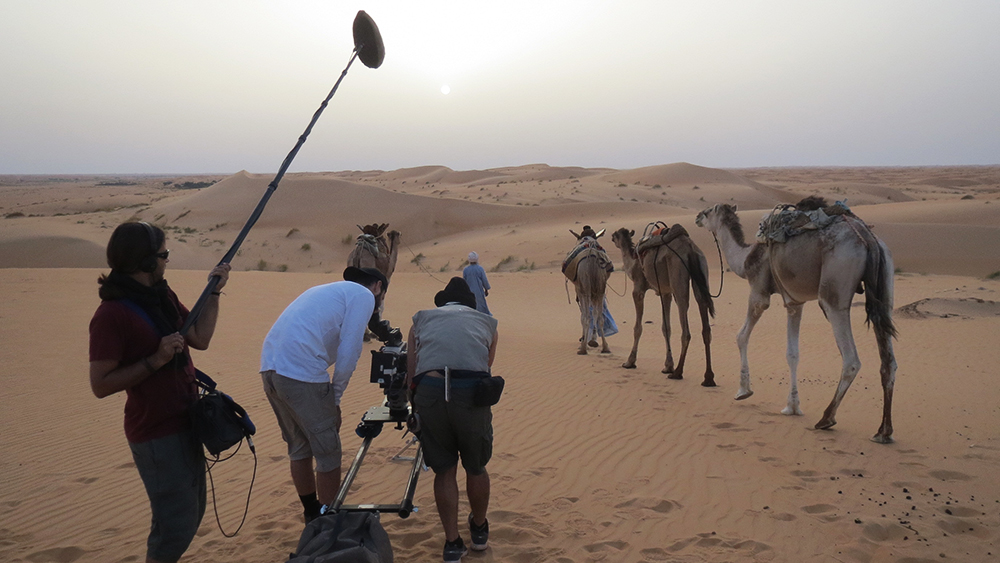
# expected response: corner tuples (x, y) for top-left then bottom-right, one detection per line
(635, 224), (690, 256)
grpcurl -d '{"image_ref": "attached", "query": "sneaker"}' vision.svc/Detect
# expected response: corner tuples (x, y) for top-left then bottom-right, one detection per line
(468, 514), (489, 551)
(443, 537), (468, 562)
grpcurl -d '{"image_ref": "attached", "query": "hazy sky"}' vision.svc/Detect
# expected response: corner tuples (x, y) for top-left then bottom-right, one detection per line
(2, 1), (998, 174)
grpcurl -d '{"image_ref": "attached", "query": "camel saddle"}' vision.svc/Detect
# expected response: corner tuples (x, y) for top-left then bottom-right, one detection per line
(635, 224), (689, 259)
(756, 200), (852, 244)
(354, 233), (382, 258)
(563, 238), (613, 282)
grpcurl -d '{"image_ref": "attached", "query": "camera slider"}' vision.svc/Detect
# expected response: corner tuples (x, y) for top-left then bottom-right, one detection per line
(325, 404), (424, 518)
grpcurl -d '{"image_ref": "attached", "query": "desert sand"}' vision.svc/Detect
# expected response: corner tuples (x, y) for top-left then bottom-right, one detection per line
(1, 164), (998, 563)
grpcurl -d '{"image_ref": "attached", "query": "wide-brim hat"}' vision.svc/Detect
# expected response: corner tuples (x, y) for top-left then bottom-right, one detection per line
(343, 266), (389, 290)
(434, 277), (476, 309)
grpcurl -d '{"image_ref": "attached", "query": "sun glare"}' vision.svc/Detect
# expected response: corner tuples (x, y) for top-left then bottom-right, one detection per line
(441, 85), (451, 95)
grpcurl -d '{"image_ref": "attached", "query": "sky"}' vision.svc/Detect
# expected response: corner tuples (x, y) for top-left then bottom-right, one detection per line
(2, 1), (998, 174)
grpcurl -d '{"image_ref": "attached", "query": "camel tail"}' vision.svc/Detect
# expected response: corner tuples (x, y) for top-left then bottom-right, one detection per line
(688, 252), (715, 318)
(863, 238), (897, 340)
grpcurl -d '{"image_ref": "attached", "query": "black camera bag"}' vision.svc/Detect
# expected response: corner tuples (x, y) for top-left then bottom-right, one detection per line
(192, 370), (256, 457)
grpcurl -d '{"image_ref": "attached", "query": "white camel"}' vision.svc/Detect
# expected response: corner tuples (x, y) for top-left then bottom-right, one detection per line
(696, 199), (898, 443)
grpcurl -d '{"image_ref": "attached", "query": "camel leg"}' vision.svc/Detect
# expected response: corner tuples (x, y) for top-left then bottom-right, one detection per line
(598, 297), (611, 354)
(871, 242), (897, 444)
(623, 290), (645, 369)
(735, 292), (769, 400)
(872, 329), (897, 443)
(815, 308), (862, 430)
(577, 298), (589, 355)
(781, 303), (804, 416)
(671, 289), (692, 382)
(697, 294), (715, 387)
(659, 294), (678, 377)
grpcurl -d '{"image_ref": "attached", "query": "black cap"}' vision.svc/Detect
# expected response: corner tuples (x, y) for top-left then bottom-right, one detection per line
(343, 266), (388, 290)
(434, 277), (476, 309)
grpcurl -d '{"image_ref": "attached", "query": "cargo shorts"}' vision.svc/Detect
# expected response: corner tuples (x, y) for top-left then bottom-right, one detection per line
(261, 370), (342, 472)
(413, 377), (493, 475)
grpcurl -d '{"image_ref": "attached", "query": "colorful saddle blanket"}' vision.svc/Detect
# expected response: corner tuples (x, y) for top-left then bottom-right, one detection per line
(563, 238), (613, 282)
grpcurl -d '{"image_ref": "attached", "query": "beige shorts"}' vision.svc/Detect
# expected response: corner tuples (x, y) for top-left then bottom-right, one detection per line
(261, 370), (342, 472)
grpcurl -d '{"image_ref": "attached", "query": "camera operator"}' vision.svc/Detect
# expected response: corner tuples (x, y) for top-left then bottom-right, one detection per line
(405, 277), (499, 562)
(259, 266), (388, 523)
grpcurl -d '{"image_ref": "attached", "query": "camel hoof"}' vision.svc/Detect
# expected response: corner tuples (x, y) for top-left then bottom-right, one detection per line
(701, 379), (717, 388)
(814, 419), (836, 430)
(588, 340), (599, 348)
(600, 348), (611, 354)
(870, 434), (894, 444)
(735, 391), (753, 401)
(577, 350), (588, 355)
(666, 373), (683, 380)
(621, 363), (636, 370)
(781, 406), (803, 416)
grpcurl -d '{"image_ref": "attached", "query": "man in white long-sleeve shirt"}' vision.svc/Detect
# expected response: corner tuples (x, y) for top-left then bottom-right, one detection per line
(260, 266), (387, 523)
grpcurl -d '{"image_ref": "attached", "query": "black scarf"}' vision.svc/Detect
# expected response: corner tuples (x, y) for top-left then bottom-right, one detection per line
(98, 270), (181, 337)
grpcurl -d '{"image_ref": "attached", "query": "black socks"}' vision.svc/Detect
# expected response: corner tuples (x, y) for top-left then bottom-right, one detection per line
(300, 492), (322, 521)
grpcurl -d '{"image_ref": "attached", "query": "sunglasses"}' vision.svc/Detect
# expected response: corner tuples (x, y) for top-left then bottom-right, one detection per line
(155, 250), (170, 260)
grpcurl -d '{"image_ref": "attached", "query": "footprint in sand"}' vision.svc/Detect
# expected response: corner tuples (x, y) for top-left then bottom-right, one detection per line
(615, 497), (681, 514)
(801, 503), (841, 522)
(927, 469), (972, 481)
(583, 540), (629, 553)
(25, 546), (87, 563)
(861, 522), (908, 542)
(640, 546), (672, 561)
(770, 512), (796, 521)
(712, 422), (752, 432)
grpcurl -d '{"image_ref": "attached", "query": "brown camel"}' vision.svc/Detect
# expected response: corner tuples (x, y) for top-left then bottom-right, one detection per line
(695, 200), (898, 443)
(347, 223), (400, 283)
(564, 231), (611, 355)
(610, 226), (715, 385)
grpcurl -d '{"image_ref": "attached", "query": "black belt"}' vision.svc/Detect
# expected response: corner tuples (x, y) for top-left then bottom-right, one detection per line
(414, 369), (489, 386)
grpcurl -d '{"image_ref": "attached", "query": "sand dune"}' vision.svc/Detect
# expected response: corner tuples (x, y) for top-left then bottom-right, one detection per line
(1, 164), (999, 563)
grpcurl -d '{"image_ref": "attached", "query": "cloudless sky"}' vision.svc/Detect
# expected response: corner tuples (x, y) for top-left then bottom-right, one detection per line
(2, 1), (998, 174)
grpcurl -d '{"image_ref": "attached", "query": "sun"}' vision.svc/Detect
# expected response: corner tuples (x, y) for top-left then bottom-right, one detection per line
(440, 85), (451, 95)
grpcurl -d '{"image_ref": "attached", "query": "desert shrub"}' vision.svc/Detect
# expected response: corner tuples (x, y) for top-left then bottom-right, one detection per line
(5, 212), (25, 218)
(287, 228), (299, 237)
(256, 259), (268, 271)
(439, 262), (450, 272)
(278, 264), (288, 272)
(987, 271), (1000, 280)
(342, 234), (354, 245)
(491, 255), (515, 272)
(301, 243), (311, 251)
(411, 253), (425, 265)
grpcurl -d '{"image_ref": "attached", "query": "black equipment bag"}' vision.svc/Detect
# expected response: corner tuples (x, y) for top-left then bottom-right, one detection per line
(192, 370), (256, 457)
(473, 375), (505, 407)
(286, 510), (393, 563)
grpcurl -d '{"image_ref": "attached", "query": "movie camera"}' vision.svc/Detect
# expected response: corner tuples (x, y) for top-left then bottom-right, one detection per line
(325, 315), (424, 518)
(367, 319), (409, 423)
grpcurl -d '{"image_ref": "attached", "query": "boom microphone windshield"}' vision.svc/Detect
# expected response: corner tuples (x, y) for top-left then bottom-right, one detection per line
(353, 10), (385, 69)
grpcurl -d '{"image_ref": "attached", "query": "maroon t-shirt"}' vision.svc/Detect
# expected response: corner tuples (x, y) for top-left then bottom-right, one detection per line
(89, 290), (197, 443)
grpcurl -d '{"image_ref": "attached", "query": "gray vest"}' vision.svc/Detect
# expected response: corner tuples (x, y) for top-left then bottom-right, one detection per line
(411, 304), (498, 375)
